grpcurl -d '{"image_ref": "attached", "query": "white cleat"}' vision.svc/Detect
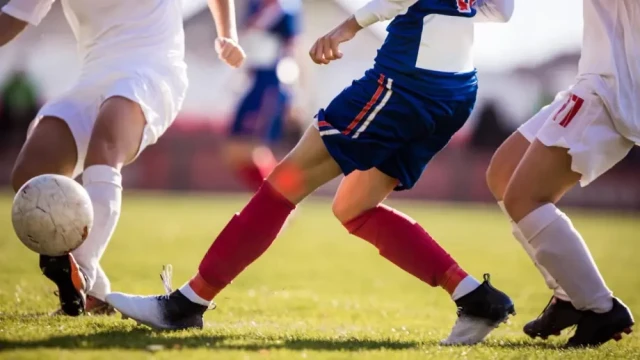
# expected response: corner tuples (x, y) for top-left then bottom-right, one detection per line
(440, 274), (515, 346)
(107, 291), (207, 330)
(440, 316), (501, 345)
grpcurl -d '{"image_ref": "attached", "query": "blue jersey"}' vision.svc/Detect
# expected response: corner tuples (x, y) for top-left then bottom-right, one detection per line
(245, 0), (301, 42)
(374, 0), (478, 98)
(243, 0), (301, 74)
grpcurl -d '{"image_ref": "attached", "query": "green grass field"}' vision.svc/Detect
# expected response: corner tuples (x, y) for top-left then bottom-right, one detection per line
(0, 192), (639, 359)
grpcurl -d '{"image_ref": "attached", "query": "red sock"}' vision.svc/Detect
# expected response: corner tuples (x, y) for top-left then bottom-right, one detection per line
(190, 182), (295, 300)
(343, 205), (468, 295)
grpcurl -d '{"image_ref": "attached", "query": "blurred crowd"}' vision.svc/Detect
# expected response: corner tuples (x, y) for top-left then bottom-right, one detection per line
(0, 69), (39, 152)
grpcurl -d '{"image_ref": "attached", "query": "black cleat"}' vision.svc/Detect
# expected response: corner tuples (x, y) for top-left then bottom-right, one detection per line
(106, 290), (208, 330)
(441, 274), (516, 345)
(566, 297), (634, 348)
(524, 296), (583, 339)
(40, 254), (87, 316)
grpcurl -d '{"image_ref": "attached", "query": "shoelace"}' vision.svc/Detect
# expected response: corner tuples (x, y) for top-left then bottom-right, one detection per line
(158, 264), (216, 310)
(536, 296), (555, 320)
(535, 296), (578, 336)
(160, 264), (173, 294)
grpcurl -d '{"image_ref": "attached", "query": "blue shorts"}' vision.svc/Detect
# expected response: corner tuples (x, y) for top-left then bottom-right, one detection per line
(230, 77), (290, 144)
(316, 68), (476, 190)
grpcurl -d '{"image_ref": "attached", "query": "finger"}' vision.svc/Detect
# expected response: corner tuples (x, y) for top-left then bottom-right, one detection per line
(228, 51), (244, 67)
(323, 38), (334, 61)
(221, 44), (235, 59)
(315, 39), (327, 64)
(330, 38), (342, 60)
(309, 41), (322, 64)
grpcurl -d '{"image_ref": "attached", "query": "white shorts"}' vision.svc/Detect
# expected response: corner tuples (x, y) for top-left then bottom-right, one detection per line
(518, 80), (636, 187)
(31, 66), (187, 178)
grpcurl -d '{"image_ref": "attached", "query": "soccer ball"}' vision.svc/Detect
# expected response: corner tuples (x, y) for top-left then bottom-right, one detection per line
(12, 174), (93, 256)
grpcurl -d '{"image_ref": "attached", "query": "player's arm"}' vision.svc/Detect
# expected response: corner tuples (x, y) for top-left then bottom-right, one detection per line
(0, 0), (55, 47)
(207, 0), (246, 68)
(309, 0), (418, 65)
(0, 11), (27, 46)
(474, 0), (514, 23)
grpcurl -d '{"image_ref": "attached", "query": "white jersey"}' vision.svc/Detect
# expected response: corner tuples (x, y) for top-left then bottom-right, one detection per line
(2, 0), (186, 75)
(3, 0), (188, 178)
(578, 0), (640, 143)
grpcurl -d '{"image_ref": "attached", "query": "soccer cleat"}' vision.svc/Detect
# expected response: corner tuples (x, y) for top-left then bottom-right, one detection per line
(524, 296), (583, 339)
(106, 290), (208, 330)
(86, 295), (117, 315)
(40, 254), (87, 316)
(441, 274), (515, 345)
(566, 297), (634, 348)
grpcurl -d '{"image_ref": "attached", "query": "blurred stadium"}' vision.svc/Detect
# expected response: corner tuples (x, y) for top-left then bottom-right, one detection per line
(0, 0), (639, 359)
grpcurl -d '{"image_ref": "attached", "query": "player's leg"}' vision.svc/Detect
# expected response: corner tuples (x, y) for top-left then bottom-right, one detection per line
(106, 125), (342, 329)
(503, 89), (635, 347)
(224, 83), (279, 191)
(331, 167), (513, 345)
(488, 132), (579, 338)
(487, 98), (579, 339)
(323, 79), (513, 344)
(37, 96), (144, 316)
(224, 140), (277, 191)
(334, 168), (480, 297)
(69, 96), (146, 302)
(11, 117), (92, 316)
(105, 70), (393, 328)
(11, 117), (78, 191)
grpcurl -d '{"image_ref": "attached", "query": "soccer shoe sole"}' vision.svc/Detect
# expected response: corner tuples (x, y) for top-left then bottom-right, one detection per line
(440, 305), (516, 346)
(40, 254), (86, 316)
(565, 324), (634, 348)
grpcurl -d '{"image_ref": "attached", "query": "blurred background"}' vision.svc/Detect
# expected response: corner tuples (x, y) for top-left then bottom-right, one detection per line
(0, 0), (638, 210)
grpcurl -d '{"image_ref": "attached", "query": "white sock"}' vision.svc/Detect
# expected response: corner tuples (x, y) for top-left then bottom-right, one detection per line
(179, 283), (212, 306)
(87, 265), (111, 301)
(518, 203), (613, 313)
(72, 165), (122, 293)
(452, 275), (481, 301)
(498, 201), (570, 301)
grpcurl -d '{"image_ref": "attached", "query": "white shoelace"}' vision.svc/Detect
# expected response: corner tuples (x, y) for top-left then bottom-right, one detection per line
(159, 264), (216, 310)
(160, 264), (173, 295)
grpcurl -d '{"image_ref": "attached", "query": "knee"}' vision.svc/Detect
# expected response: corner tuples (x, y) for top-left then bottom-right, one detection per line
(503, 186), (552, 223)
(332, 196), (365, 225)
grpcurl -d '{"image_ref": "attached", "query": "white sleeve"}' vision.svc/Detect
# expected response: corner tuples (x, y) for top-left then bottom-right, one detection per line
(474, 0), (514, 23)
(1, 0), (55, 26)
(354, 0), (420, 28)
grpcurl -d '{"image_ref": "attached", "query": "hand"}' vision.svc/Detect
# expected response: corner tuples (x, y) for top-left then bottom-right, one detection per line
(215, 37), (246, 68)
(309, 16), (362, 65)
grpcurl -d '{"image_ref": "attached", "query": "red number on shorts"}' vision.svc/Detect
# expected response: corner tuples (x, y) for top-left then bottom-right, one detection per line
(553, 94), (585, 128)
(457, 0), (476, 13)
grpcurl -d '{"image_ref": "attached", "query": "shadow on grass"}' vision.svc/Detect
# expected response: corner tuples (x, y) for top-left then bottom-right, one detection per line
(0, 314), (565, 352)
(481, 340), (563, 350)
(0, 328), (421, 352)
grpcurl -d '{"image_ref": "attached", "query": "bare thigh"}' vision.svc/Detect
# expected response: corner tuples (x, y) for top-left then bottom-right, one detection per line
(485, 131), (530, 201)
(84, 96), (147, 170)
(11, 117), (78, 191)
(503, 139), (581, 222)
(266, 125), (342, 204)
(332, 168), (398, 223)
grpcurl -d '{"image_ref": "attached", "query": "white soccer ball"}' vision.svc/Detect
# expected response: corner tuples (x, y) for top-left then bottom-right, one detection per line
(12, 174), (93, 256)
